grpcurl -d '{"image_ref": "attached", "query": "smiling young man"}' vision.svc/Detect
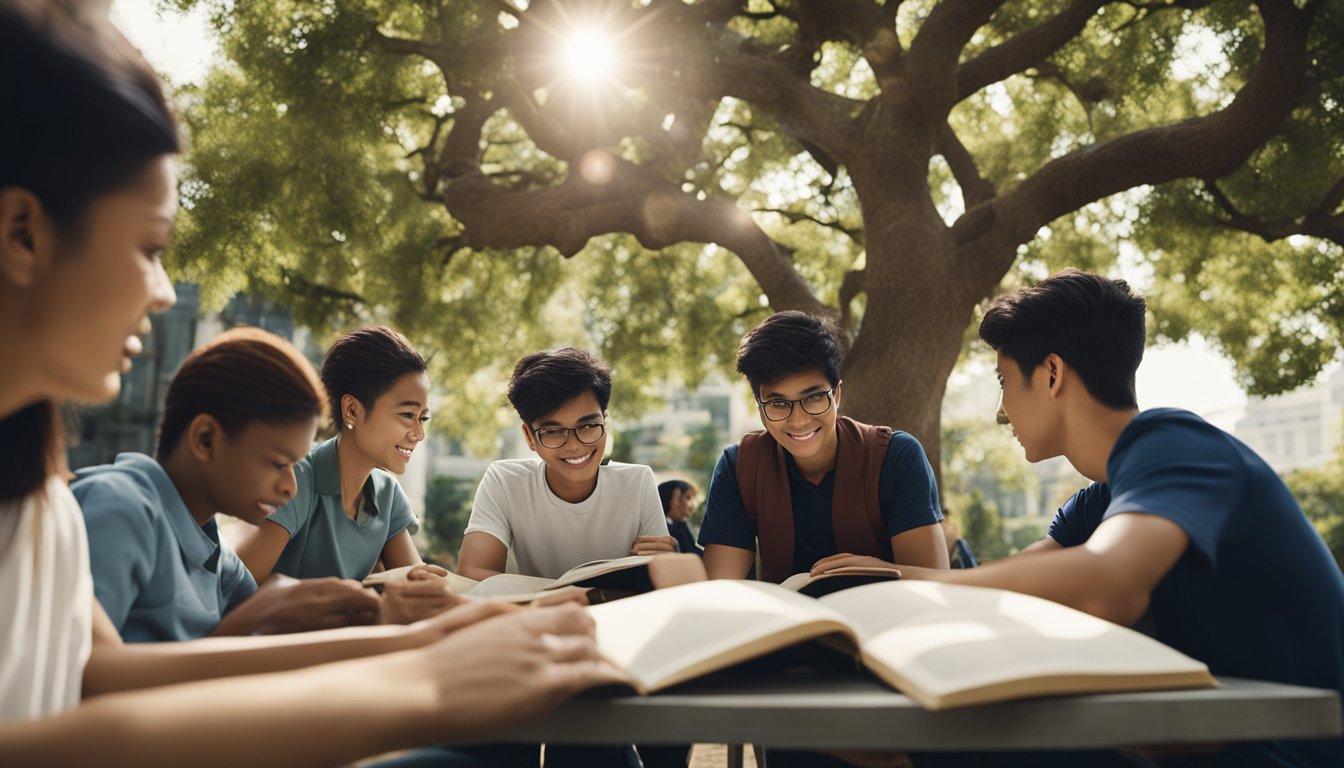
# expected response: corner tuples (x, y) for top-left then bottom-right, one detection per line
(699, 311), (948, 583)
(861, 269), (1344, 767)
(457, 347), (674, 582)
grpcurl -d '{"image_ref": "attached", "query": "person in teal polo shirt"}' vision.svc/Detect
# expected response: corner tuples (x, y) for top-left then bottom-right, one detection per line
(233, 326), (443, 594)
(74, 328), (382, 640)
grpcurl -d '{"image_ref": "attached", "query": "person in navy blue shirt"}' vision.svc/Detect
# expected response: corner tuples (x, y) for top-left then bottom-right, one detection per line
(699, 311), (946, 582)
(857, 269), (1344, 767)
(658, 479), (703, 557)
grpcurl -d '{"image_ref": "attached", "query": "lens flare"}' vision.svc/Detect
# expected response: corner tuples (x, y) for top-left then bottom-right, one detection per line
(563, 27), (615, 83)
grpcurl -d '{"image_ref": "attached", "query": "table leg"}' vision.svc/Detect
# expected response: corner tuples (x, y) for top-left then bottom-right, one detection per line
(726, 743), (744, 768)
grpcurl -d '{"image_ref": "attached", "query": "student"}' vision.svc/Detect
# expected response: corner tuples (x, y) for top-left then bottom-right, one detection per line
(232, 326), (435, 584)
(0, 3), (620, 762)
(843, 269), (1344, 766)
(457, 347), (675, 581)
(72, 327), (400, 641)
(659, 479), (703, 557)
(699, 311), (949, 582)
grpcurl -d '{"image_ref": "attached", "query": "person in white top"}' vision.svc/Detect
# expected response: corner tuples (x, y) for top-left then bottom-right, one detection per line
(0, 2), (622, 765)
(468, 458), (668, 579)
(456, 347), (676, 768)
(459, 347), (677, 581)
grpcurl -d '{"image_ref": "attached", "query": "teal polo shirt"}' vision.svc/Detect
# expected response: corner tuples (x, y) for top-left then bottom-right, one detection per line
(73, 453), (257, 642)
(266, 437), (415, 580)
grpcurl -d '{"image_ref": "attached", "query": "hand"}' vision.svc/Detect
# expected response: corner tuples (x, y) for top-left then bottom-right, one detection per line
(406, 563), (450, 580)
(410, 604), (631, 740)
(809, 554), (895, 576)
(417, 599), (519, 638)
(219, 575), (381, 635)
(382, 578), (468, 625)
(629, 535), (679, 556)
(531, 588), (592, 608)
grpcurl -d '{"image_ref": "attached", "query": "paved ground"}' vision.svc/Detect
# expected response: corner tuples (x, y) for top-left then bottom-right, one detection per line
(688, 744), (758, 767)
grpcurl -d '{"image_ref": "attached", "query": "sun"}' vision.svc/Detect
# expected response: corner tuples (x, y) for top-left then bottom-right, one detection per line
(562, 27), (616, 83)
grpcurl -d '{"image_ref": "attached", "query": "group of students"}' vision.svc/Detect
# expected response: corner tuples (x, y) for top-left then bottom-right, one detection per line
(1, 3), (1342, 767)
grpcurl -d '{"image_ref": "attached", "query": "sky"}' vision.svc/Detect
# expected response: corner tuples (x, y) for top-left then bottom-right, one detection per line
(109, 2), (1255, 431)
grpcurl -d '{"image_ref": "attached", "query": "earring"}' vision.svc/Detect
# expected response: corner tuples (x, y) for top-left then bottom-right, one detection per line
(345, 422), (354, 430)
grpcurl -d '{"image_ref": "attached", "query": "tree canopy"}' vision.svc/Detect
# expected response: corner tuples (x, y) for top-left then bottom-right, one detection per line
(167, 0), (1343, 461)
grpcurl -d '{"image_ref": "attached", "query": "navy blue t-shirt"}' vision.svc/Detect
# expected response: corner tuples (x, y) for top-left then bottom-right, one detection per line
(698, 431), (941, 575)
(1048, 409), (1344, 766)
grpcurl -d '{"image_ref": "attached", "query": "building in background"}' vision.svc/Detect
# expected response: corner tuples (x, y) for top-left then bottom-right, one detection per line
(1235, 367), (1344, 474)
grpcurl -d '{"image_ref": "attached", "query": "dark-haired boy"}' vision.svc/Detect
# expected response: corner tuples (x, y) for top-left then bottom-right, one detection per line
(699, 311), (948, 583)
(659, 479), (703, 558)
(456, 347), (670, 768)
(458, 347), (674, 581)
(859, 269), (1344, 766)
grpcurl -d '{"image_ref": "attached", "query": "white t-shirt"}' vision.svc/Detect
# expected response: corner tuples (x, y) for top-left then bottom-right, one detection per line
(464, 459), (667, 579)
(0, 477), (93, 721)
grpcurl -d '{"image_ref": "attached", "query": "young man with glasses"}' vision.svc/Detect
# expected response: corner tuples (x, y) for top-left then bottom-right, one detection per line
(699, 311), (949, 583)
(454, 349), (671, 768)
(457, 347), (675, 583)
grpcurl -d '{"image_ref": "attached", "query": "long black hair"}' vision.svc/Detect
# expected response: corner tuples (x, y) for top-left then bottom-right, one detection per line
(0, 1), (180, 503)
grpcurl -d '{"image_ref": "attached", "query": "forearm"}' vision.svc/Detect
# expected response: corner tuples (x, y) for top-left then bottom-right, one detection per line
(923, 547), (1149, 626)
(85, 623), (430, 696)
(456, 563), (503, 581)
(703, 545), (754, 579)
(6, 652), (438, 768)
(209, 600), (267, 636)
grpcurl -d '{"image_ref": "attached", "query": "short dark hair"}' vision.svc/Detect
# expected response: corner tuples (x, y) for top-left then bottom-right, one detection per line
(507, 348), (612, 425)
(157, 328), (327, 459)
(736, 311), (845, 398)
(0, 1), (180, 232)
(321, 327), (428, 423)
(657, 479), (694, 514)
(979, 269), (1147, 410)
(0, 0), (179, 503)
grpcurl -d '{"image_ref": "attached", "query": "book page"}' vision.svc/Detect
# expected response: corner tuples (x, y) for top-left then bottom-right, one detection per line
(779, 566), (902, 597)
(548, 554), (654, 588)
(820, 581), (1214, 709)
(466, 573), (555, 599)
(588, 580), (858, 693)
(362, 567), (478, 595)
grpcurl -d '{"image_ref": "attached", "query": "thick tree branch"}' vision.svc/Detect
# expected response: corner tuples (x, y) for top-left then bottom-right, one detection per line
(955, 0), (1108, 102)
(369, 28), (468, 94)
(954, 0), (1312, 278)
(906, 0), (1008, 118)
(937, 122), (995, 207)
(647, 10), (864, 167)
(436, 98), (494, 176)
(1205, 178), (1344, 247)
(838, 268), (865, 333)
(441, 155), (824, 312)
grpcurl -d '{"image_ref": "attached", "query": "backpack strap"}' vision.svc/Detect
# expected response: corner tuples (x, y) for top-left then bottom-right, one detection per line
(831, 416), (893, 561)
(735, 430), (794, 584)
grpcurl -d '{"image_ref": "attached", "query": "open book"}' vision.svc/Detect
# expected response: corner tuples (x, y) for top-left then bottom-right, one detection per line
(366, 555), (662, 602)
(778, 565), (902, 597)
(589, 580), (1215, 710)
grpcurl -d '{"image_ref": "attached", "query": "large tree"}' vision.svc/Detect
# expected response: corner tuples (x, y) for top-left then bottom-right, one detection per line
(169, 0), (1343, 462)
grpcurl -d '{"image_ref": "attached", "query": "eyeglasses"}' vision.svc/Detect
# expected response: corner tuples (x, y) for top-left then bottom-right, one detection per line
(532, 422), (606, 449)
(756, 389), (835, 422)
